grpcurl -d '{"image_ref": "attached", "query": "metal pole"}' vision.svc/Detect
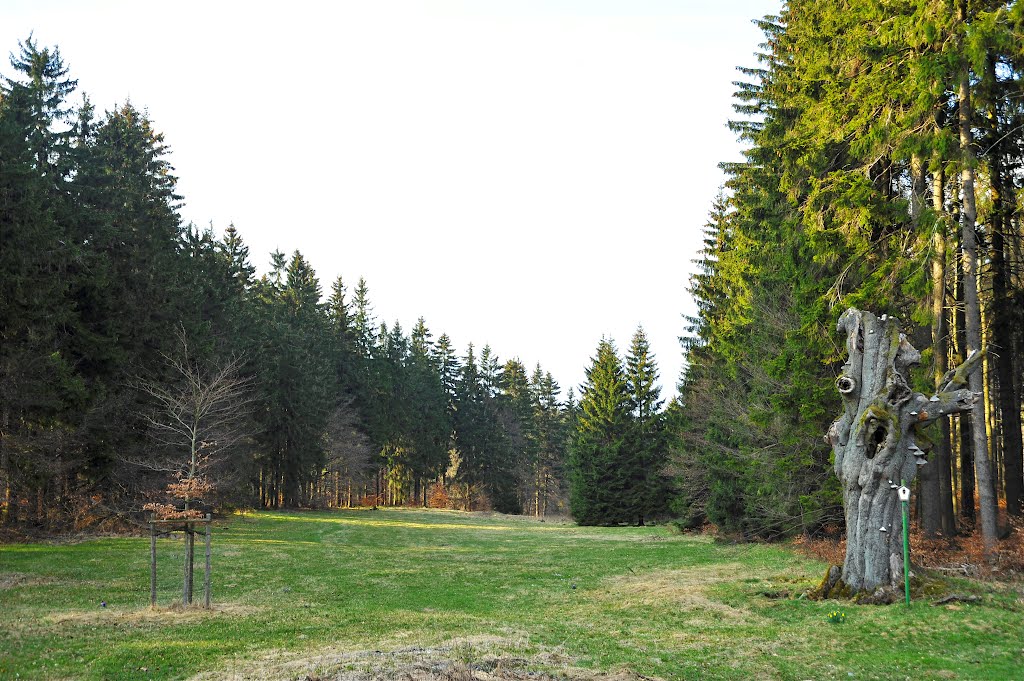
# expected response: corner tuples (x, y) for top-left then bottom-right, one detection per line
(149, 514), (157, 608)
(901, 479), (911, 607)
(204, 514), (212, 609)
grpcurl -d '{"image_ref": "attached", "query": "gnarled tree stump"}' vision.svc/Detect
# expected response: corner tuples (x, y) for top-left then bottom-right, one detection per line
(825, 308), (981, 599)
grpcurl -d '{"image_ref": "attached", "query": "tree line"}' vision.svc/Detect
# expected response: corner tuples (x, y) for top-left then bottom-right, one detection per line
(676, 0), (1024, 555)
(1, 36), (598, 530)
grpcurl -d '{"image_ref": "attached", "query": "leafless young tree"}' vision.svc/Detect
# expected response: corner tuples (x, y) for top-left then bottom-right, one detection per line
(132, 327), (255, 519)
(320, 396), (375, 508)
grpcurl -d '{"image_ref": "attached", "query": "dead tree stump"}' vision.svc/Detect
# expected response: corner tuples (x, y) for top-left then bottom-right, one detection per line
(825, 308), (981, 598)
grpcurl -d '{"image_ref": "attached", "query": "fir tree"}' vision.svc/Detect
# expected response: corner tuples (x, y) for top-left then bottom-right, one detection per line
(625, 326), (668, 525)
(570, 338), (631, 525)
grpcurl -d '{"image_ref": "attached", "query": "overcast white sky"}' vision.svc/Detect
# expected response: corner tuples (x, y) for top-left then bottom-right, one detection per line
(4, 0), (781, 400)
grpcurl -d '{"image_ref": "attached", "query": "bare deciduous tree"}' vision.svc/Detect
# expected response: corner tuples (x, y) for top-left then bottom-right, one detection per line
(133, 328), (254, 519)
(320, 396), (375, 508)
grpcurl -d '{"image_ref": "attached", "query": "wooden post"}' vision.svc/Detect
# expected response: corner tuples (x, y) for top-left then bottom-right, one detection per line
(182, 524), (189, 606)
(188, 525), (195, 604)
(149, 514), (157, 608)
(204, 514), (212, 609)
(183, 523), (196, 606)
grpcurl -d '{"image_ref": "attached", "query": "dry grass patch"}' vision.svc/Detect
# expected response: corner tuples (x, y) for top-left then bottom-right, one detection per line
(0, 572), (56, 590)
(598, 562), (759, 621)
(43, 601), (262, 626)
(188, 633), (657, 681)
(568, 532), (708, 544)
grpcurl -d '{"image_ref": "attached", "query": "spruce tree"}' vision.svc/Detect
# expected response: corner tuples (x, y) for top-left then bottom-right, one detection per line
(570, 338), (631, 525)
(404, 318), (450, 504)
(2, 35), (77, 180)
(530, 365), (568, 517)
(625, 326), (667, 525)
(452, 344), (519, 512)
(0, 48), (82, 526)
(253, 251), (332, 507)
(499, 358), (536, 511)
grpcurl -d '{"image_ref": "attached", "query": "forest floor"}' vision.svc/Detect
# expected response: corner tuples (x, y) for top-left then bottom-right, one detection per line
(1, 508), (1022, 681)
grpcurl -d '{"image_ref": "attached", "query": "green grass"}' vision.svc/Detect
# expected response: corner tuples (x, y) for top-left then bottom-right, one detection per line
(1, 508), (1021, 680)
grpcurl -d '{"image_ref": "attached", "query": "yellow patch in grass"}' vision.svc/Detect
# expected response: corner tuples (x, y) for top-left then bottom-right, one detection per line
(43, 601), (261, 626)
(598, 563), (758, 621)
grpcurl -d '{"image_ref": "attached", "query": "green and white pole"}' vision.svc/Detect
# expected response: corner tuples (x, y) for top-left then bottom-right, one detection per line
(898, 481), (911, 607)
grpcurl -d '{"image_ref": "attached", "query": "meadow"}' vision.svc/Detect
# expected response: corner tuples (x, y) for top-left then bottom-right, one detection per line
(1, 508), (1021, 680)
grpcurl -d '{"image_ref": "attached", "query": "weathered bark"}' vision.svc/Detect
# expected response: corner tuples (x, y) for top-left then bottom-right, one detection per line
(827, 309), (981, 594)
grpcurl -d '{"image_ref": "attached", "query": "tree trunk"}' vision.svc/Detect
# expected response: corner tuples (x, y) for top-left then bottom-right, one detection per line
(827, 309), (980, 596)
(931, 164), (956, 534)
(916, 155), (941, 537)
(958, 64), (999, 556)
(183, 527), (194, 606)
(986, 116), (1023, 517)
(953, 259), (975, 520)
(0, 400), (9, 527)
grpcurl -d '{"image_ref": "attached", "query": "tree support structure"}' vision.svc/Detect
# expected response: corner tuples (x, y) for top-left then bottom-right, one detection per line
(149, 514), (213, 609)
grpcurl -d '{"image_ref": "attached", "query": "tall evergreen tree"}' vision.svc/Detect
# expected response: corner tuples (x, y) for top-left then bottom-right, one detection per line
(405, 318), (450, 504)
(253, 251), (332, 507)
(529, 365), (568, 517)
(570, 338), (631, 525)
(2, 35), (77, 179)
(0, 43), (82, 526)
(452, 344), (519, 512)
(625, 327), (668, 525)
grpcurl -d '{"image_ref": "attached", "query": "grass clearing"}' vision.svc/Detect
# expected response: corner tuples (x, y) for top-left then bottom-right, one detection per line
(1, 508), (1021, 680)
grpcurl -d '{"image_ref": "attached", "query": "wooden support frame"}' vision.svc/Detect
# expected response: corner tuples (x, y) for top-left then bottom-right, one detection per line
(148, 513), (213, 608)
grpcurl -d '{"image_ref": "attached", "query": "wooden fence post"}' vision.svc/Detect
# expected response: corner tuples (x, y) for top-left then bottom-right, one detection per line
(149, 514), (157, 608)
(182, 524), (191, 606)
(204, 514), (212, 609)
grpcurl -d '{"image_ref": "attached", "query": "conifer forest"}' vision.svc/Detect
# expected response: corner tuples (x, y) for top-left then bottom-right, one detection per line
(3, 0), (1024, 568)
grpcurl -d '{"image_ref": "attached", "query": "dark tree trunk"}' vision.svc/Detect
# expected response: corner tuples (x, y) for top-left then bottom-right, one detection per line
(919, 157), (942, 537)
(954, 249), (975, 521)
(827, 309), (980, 596)
(958, 43), (999, 555)
(981, 51), (1023, 518)
(990, 172), (1023, 517)
(931, 118), (957, 537)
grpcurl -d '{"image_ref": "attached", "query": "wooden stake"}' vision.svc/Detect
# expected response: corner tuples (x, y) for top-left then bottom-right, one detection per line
(149, 515), (157, 608)
(204, 514), (212, 609)
(183, 525), (193, 606)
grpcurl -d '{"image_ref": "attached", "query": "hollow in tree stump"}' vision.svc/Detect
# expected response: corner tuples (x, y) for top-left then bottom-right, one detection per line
(825, 309), (981, 600)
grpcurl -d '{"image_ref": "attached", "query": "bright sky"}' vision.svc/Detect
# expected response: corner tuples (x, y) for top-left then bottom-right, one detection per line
(4, 0), (781, 400)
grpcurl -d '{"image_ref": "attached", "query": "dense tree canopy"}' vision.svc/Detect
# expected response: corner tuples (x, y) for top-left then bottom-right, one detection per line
(0, 37), (578, 529)
(676, 0), (1024, 557)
